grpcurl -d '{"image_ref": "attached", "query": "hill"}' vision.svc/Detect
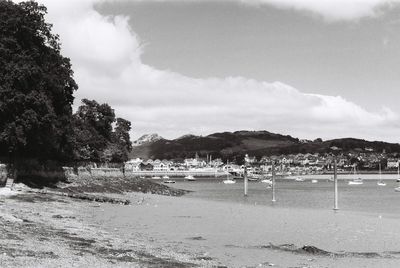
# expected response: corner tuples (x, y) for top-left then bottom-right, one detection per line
(130, 131), (400, 162)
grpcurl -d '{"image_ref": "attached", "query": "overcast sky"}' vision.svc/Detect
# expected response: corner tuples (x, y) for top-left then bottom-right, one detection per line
(24, 0), (400, 142)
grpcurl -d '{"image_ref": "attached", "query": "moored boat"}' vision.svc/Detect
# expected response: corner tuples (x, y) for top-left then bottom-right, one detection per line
(151, 176), (161, 180)
(348, 178), (363, 185)
(162, 175), (170, 180)
(184, 175), (196, 181)
(377, 163), (386, 186)
(163, 180), (176, 184)
(294, 177), (305, 182)
(311, 179), (318, 183)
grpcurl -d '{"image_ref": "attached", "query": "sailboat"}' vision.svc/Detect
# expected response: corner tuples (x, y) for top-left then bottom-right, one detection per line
(377, 163), (386, 186)
(348, 165), (363, 185)
(223, 174), (236, 184)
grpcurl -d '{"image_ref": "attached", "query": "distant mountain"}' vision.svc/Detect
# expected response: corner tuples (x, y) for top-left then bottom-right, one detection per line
(133, 133), (164, 146)
(129, 131), (400, 162)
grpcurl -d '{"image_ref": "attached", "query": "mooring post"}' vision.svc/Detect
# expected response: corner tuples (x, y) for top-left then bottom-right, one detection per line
(272, 161), (276, 202)
(333, 158), (339, 211)
(244, 163), (248, 196)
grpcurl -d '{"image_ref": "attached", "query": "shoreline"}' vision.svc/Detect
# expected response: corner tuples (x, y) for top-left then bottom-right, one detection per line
(2, 180), (400, 267)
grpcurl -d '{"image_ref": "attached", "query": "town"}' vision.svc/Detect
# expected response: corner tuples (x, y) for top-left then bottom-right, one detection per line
(125, 150), (400, 177)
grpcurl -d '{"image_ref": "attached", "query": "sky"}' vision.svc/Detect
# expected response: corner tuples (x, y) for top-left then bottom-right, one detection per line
(18, 0), (400, 142)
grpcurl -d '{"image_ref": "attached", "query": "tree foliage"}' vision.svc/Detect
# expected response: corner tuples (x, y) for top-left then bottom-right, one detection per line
(72, 99), (132, 164)
(0, 1), (77, 163)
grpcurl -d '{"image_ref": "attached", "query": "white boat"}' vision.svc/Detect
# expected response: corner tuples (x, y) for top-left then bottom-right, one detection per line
(163, 180), (176, 184)
(377, 163), (386, 186)
(223, 179), (236, 184)
(348, 165), (363, 185)
(261, 179), (272, 185)
(151, 176), (161, 180)
(348, 178), (363, 185)
(395, 187), (400, 192)
(294, 177), (305, 182)
(184, 175), (196, 181)
(311, 179), (318, 183)
(162, 175), (170, 180)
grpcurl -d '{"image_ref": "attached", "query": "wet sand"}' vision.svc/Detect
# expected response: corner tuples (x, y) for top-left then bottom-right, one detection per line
(1, 187), (400, 267)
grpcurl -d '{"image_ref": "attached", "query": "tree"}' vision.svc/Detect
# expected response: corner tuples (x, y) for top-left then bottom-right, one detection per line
(110, 118), (132, 162)
(72, 99), (132, 164)
(0, 1), (77, 184)
(72, 99), (115, 163)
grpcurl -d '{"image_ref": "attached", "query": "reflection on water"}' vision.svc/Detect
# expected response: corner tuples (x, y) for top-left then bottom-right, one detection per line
(172, 175), (400, 216)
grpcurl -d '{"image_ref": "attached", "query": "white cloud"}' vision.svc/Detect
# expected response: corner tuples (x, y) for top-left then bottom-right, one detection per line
(241, 0), (400, 21)
(17, 0), (400, 142)
(101, 0), (400, 21)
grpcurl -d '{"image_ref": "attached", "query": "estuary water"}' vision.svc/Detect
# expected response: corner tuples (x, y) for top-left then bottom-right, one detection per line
(86, 174), (400, 267)
(174, 174), (400, 217)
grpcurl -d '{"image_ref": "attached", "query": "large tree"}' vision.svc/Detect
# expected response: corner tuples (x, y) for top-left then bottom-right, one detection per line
(72, 99), (132, 164)
(0, 1), (77, 181)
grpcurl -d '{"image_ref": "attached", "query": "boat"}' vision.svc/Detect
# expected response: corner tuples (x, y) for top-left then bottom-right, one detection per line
(162, 175), (170, 180)
(223, 175), (236, 184)
(223, 179), (236, 184)
(184, 175), (196, 181)
(395, 187), (400, 192)
(247, 174), (259, 181)
(377, 163), (386, 186)
(294, 177), (305, 182)
(348, 178), (363, 185)
(311, 179), (318, 183)
(151, 176), (161, 180)
(348, 165), (363, 185)
(261, 178), (272, 185)
(163, 180), (176, 184)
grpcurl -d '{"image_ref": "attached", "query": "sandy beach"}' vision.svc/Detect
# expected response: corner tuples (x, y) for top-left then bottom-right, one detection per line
(1, 184), (400, 268)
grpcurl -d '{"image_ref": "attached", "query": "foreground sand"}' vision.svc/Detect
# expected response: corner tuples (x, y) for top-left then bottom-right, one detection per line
(1, 187), (400, 267)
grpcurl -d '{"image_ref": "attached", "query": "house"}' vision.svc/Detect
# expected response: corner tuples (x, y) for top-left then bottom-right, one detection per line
(125, 158), (143, 171)
(387, 158), (399, 169)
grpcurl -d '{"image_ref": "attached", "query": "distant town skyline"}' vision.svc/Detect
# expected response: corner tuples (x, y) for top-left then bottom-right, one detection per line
(26, 0), (400, 142)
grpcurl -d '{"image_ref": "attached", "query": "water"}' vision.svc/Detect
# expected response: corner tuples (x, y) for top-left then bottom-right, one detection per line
(172, 174), (400, 217)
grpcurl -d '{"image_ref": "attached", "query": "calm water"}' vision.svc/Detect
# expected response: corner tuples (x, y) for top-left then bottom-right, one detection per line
(171, 174), (400, 217)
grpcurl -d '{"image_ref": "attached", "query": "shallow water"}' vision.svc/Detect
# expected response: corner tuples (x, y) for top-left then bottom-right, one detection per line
(172, 174), (400, 217)
(84, 176), (400, 267)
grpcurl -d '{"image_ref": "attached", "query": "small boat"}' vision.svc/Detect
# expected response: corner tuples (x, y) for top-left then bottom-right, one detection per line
(247, 176), (259, 181)
(151, 176), (161, 180)
(184, 175), (196, 181)
(377, 163), (386, 186)
(395, 187), (400, 192)
(311, 179), (318, 183)
(261, 179), (272, 185)
(349, 165), (363, 185)
(223, 175), (236, 184)
(163, 180), (176, 184)
(294, 177), (305, 182)
(348, 178), (363, 185)
(162, 175), (170, 180)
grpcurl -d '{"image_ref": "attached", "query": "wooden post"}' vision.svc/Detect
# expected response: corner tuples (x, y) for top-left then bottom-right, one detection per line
(272, 161), (276, 202)
(244, 164), (248, 196)
(333, 158), (339, 211)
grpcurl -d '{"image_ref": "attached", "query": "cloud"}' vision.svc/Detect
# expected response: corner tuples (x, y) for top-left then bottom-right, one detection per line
(101, 0), (400, 21)
(17, 0), (400, 142)
(241, 0), (400, 21)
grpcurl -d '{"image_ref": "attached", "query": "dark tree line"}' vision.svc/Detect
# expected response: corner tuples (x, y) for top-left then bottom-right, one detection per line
(0, 1), (132, 185)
